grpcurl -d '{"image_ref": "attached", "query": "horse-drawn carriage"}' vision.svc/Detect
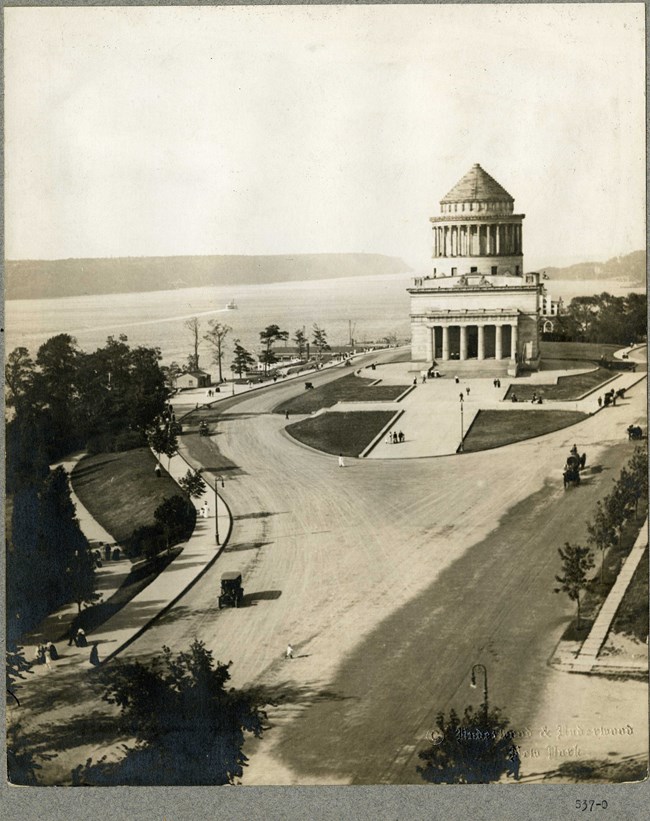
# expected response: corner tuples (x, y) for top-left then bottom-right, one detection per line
(199, 420), (210, 437)
(563, 448), (586, 489)
(627, 424), (643, 441)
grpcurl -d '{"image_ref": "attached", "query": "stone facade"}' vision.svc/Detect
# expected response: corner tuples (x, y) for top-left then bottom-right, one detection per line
(409, 164), (544, 371)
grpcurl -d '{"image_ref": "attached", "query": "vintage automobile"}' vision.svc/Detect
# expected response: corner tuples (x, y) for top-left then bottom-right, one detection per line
(218, 571), (244, 609)
(199, 420), (210, 436)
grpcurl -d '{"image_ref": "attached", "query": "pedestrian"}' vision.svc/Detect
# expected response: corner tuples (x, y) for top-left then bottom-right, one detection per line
(466, 386), (470, 396)
(286, 643), (294, 660)
(47, 641), (59, 661)
(598, 396), (602, 408)
(459, 392), (464, 402)
(285, 410), (289, 420)
(385, 434), (392, 445)
(398, 431), (404, 443)
(154, 464), (162, 478)
(338, 453), (345, 468)
(35, 644), (46, 665)
(455, 375), (460, 384)
(76, 628), (87, 648)
(68, 625), (77, 646)
(413, 378), (417, 386)
(392, 431), (399, 444)
(42, 645), (52, 670)
(421, 375), (426, 383)
(89, 643), (100, 667)
(612, 394), (617, 406)
(497, 378), (501, 388)
(202, 502), (210, 519)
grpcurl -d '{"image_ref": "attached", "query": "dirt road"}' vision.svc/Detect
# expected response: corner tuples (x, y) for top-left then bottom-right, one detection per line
(124, 362), (647, 784)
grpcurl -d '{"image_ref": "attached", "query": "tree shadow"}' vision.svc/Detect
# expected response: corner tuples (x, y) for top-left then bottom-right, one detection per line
(233, 511), (280, 521)
(223, 541), (270, 553)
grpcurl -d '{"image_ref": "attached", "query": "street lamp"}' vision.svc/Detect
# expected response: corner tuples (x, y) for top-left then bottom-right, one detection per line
(470, 663), (488, 724)
(214, 475), (225, 545)
(458, 394), (465, 452)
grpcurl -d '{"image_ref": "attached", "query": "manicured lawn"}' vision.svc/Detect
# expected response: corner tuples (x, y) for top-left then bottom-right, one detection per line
(462, 410), (587, 453)
(540, 341), (621, 362)
(504, 367), (615, 402)
(72, 448), (181, 545)
(287, 411), (395, 456)
(274, 372), (410, 415)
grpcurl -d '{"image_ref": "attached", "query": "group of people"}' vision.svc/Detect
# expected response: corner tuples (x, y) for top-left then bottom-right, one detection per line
(34, 641), (58, 667)
(205, 388), (220, 398)
(386, 430), (405, 444)
(530, 392), (544, 404)
(599, 388), (625, 408)
(492, 378), (502, 388)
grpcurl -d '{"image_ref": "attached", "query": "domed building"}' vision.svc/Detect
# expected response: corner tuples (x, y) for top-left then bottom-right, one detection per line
(408, 164), (544, 372)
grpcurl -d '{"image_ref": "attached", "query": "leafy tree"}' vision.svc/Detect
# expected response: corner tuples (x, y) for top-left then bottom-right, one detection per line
(312, 324), (331, 362)
(231, 339), (256, 378)
(66, 547), (101, 614)
(203, 321), (231, 383)
(417, 705), (520, 784)
(554, 543), (595, 628)
(627, 447), (648, 517)
(178, 469), (207, 500)
(6, 642), (32, 698)
(586, 501), (616, 585)
(148, 424), (178, 469)
(184, 317), (201, 371)
(5, 347), (35, 409)
(161, 361), (183, 391)
(293, 328), (307, 360)
(71, 641), (267, 785)
(154, 495), (196, 549)
(259, 324), (289, 375)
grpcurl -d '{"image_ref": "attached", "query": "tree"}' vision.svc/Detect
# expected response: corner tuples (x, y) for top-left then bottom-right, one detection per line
(154, 495), (196, 550)
(184, 318), (201, 371)
(259, 324), (289, 375)
(586, 501), (616, 585)
(554, 543), (595, 628)
(293, 328), (307, 360)
(627, 447), (648, 518)
(5, 347), (35, 409)
(311, 324), (331, 362)
(161, 361), (183, 392)
(203, 321), (231, 383)
(178, 469), (207, 500)
(231, 339), (256, 379)
(66, 547), (101, 614)
(148, 424), (178, 470)
(417, 705), (520, 784)
(71, 641), (267, 785)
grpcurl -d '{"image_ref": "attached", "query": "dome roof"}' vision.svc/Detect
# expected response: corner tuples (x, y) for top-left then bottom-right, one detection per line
(441, 164), (513, 204)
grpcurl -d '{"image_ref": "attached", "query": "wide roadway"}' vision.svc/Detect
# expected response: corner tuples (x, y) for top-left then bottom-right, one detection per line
(124, 355), (648, 784)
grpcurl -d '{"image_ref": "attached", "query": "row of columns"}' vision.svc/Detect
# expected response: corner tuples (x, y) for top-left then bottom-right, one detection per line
(428, 323), (518, 361)
(432, 222), (522, 258)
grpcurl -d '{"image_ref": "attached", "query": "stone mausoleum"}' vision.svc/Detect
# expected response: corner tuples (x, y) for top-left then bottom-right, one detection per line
(409, 164), (545, 373)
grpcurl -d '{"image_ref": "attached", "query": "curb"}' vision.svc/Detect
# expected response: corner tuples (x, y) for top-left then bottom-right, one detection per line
(360, 408), (406, 458)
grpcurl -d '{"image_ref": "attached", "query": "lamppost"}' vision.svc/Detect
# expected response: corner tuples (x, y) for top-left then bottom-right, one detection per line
(470, 663), (489, 724)
(459, 393), (465, 452)
(214, 475), (225, 544)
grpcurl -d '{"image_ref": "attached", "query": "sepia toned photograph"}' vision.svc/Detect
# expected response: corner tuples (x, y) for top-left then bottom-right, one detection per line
(3, 1), (647, 804)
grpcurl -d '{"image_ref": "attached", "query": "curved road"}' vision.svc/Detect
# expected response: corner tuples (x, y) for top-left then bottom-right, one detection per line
(124, 354), (647, 784)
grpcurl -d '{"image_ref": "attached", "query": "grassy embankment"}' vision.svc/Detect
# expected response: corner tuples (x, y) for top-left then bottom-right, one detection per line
(68, 447), (186, 635)
(274, 372), (409, 415)
(504, 367), (615, 402)
(462, 410), (588, 453)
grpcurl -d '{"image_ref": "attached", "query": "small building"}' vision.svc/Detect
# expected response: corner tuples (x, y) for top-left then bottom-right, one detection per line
(176, 369), (212, 389)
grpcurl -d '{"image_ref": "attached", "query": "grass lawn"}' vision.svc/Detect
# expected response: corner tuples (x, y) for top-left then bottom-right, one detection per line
(462, 409), (588, 453)
(72, 448), (181, 545)
(286, 411), (395, 456)
(504, 367), (615, 402)
(274, 372), (410, 415)
(539, 341), (621, 362)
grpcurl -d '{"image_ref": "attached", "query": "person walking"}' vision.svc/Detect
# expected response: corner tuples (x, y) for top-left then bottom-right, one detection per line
(285, 643), (294, 660)
(466, 386), (470, 396)
(385, 434), (392, 445)
(459, 392), (464, 402)
(338, 453), (345, 468)
(598, 395), (602, 408)
(398, 431), (404, 443)
(455, 375), (460, 384)
(89, 643), (100, 667)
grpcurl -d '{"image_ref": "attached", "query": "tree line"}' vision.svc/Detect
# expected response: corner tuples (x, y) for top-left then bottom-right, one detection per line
(5, 333), (171, 640)
(544, 292), (646, 345)
(554, 447), (648, 628)
(167, 320), (333, 383)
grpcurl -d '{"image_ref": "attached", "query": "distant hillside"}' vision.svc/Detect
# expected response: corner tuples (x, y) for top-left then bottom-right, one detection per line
(539, 250), (645, 284)
(5, 254), (412, 300)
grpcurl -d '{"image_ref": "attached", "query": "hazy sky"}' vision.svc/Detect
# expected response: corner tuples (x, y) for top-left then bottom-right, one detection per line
(5, 4), (645, 270)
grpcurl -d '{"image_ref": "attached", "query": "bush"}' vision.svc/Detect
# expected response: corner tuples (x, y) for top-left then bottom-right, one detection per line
(113, 430), (146, 451)
(154, 495), (196, 549)
(127, 525), (165, 561)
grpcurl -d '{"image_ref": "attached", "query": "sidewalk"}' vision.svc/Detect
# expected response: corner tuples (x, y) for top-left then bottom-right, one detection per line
(552, 520), (648, 676)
